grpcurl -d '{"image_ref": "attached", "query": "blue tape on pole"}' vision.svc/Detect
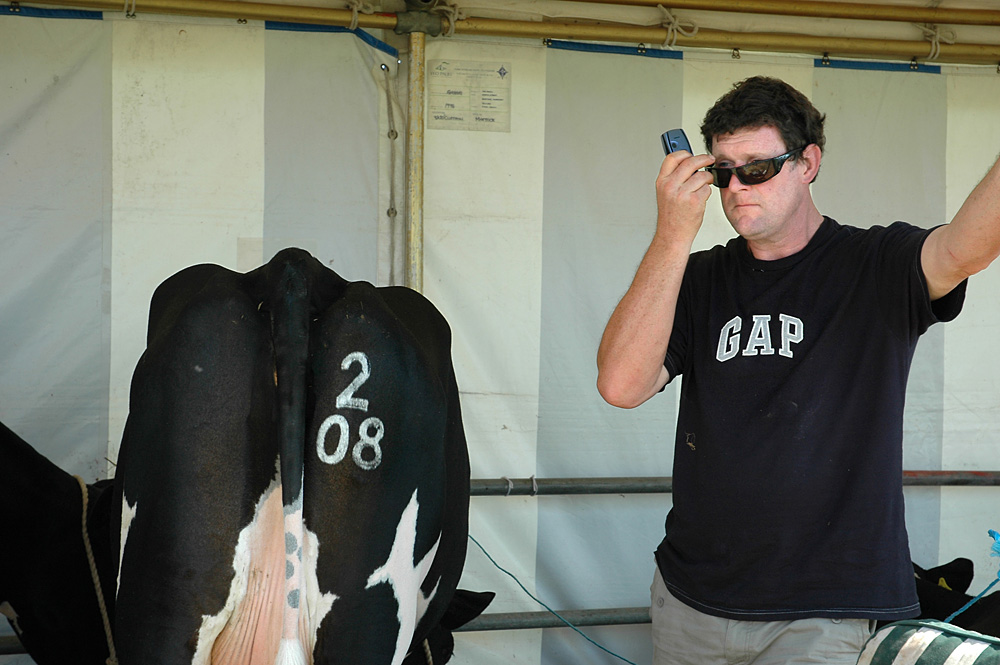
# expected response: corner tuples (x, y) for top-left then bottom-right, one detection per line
(814, 58), (941, 74)
(5, 5), (103, 20)
(266, 21), (398, 58)
(4, 10), (398, 58)
(545, 39), (683, 60)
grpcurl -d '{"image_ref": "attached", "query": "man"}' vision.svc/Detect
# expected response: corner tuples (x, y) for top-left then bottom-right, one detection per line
(596, 76), (1000, 664)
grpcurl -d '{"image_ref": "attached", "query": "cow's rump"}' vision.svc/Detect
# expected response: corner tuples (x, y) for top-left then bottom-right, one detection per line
(113, 248), (472, 665)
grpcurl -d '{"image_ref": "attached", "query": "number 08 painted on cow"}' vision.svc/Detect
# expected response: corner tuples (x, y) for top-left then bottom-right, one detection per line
(316, 351), (386, 470)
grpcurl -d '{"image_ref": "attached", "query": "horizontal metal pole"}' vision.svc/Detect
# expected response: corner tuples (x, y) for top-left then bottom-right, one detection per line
(571, 0), (1000, 27)
(471, 471), (1000, 496)
(457, 607), (650, 632)
(902, 470), (1000, 486)
(457, 19), (1000, 65)
(24, 0), (397, 29)
(26, 1), (1000, 65)
(472, 476), (672, 496)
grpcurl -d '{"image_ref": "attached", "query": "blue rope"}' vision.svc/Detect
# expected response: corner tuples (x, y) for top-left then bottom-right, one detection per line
(944, 529), (1000, 624)
(468, 534), (638, 665)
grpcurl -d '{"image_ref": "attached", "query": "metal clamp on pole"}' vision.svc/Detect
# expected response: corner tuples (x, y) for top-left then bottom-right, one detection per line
(394, 10), (445, 36)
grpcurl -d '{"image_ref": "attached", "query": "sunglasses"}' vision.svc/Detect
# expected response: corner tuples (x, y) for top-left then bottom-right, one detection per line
(705, 147), (805, 188)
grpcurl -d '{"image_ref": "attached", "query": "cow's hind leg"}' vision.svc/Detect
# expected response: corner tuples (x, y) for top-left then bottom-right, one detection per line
(115, 281), (281, 665)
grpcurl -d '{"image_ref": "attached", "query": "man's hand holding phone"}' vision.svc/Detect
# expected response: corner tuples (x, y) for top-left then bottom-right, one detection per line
(656, 128), (715, 242)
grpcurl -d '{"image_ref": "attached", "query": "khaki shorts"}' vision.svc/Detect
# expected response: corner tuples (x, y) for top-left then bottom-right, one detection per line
(650, 568), (875, 665)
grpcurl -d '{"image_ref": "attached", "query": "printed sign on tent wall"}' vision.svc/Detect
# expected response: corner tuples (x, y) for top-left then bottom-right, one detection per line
(428, 60), (511, 132)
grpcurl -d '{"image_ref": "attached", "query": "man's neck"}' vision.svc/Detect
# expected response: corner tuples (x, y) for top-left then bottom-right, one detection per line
(746, 209), (826, 261)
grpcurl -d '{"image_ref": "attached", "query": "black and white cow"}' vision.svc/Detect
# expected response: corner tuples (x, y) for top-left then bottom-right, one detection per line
(911, 558), (1000, 638)
(112, 248), (476, 665)
(0, 422), (486, 665)
(0, 420), (115, 664)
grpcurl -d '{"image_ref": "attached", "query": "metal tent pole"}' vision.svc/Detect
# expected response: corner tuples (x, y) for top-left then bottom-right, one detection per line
(405, 30), (426, 293)
(25, 0), (1000, 65)
(570, 0), (1000, 27)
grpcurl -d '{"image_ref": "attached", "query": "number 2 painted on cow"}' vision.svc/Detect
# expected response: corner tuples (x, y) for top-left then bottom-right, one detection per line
(336, 351), (370, 411)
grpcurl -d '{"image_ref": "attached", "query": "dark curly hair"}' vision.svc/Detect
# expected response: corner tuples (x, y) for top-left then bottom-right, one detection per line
(700, 77), (826, 159)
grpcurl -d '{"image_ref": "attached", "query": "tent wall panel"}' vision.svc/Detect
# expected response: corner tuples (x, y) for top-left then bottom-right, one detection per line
(0, 17), (111, 479)
(424, 36), (549, 665)
(535, 45), (681, 665)
(107, 16), (267, 461)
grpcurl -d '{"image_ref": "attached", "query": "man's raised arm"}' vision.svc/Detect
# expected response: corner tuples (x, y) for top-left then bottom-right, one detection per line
(597, 151), (715, 409)
(922, 153), (1000, 300)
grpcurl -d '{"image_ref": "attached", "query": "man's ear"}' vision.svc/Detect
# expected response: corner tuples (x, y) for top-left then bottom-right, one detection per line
(800, 143), (823, 184)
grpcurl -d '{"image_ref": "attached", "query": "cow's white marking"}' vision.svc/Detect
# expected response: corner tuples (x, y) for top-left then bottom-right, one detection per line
(365, 489), (441, 665)
(0, 601), (22, 635)
(336, 351), (371, 411)
(275, 638), (308, 665)
(192, 463), (336, 665)
(117, 496), (138, 596)
(282, 491), (305, 643)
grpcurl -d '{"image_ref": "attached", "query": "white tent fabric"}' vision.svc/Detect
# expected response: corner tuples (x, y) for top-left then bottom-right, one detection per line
(2, 10), (1000, 665)
(264, 25), (386, 279)
(0, 13), (110, 481)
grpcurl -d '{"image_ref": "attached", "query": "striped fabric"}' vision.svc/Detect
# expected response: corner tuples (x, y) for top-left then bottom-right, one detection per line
(857, 620), (1000, 665)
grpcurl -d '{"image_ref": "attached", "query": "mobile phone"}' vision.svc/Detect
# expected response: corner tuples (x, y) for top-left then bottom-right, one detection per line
(661, 128), (692, 155)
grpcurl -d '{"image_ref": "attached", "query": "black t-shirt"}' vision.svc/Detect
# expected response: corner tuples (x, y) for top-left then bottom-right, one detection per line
(655, 217), (966, 621)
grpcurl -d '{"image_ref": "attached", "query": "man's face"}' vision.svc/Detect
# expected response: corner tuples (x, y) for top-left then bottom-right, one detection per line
(712, 125), (814, 250)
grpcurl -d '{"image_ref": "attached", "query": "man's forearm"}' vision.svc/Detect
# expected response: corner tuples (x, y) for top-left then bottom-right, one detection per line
(597, 233), (691, 408)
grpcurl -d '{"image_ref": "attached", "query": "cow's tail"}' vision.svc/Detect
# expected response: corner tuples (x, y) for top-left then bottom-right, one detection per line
(269, 253), (311, 665)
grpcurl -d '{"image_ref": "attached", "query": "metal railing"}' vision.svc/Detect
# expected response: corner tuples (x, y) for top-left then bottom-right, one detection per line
(457, 607), (650, 632)
(2, 470), (996, 655)
(460, 470), (1000, 631)
(470, 471), (1000, 497)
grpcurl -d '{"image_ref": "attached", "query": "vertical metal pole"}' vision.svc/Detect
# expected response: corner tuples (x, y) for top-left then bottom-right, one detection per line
(406, 31), (426, 292)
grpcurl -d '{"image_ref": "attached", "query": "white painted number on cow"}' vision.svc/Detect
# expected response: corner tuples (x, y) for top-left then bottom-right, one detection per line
(317, 352), (386, 470)
(316, 415), (350, 465)
(336, 351), (370, 411)
(353, 417), (384, 470)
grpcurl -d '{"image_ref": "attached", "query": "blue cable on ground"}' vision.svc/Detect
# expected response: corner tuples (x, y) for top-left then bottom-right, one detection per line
(468, 534), (638, 665)
(944, 529), (1000, 624)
